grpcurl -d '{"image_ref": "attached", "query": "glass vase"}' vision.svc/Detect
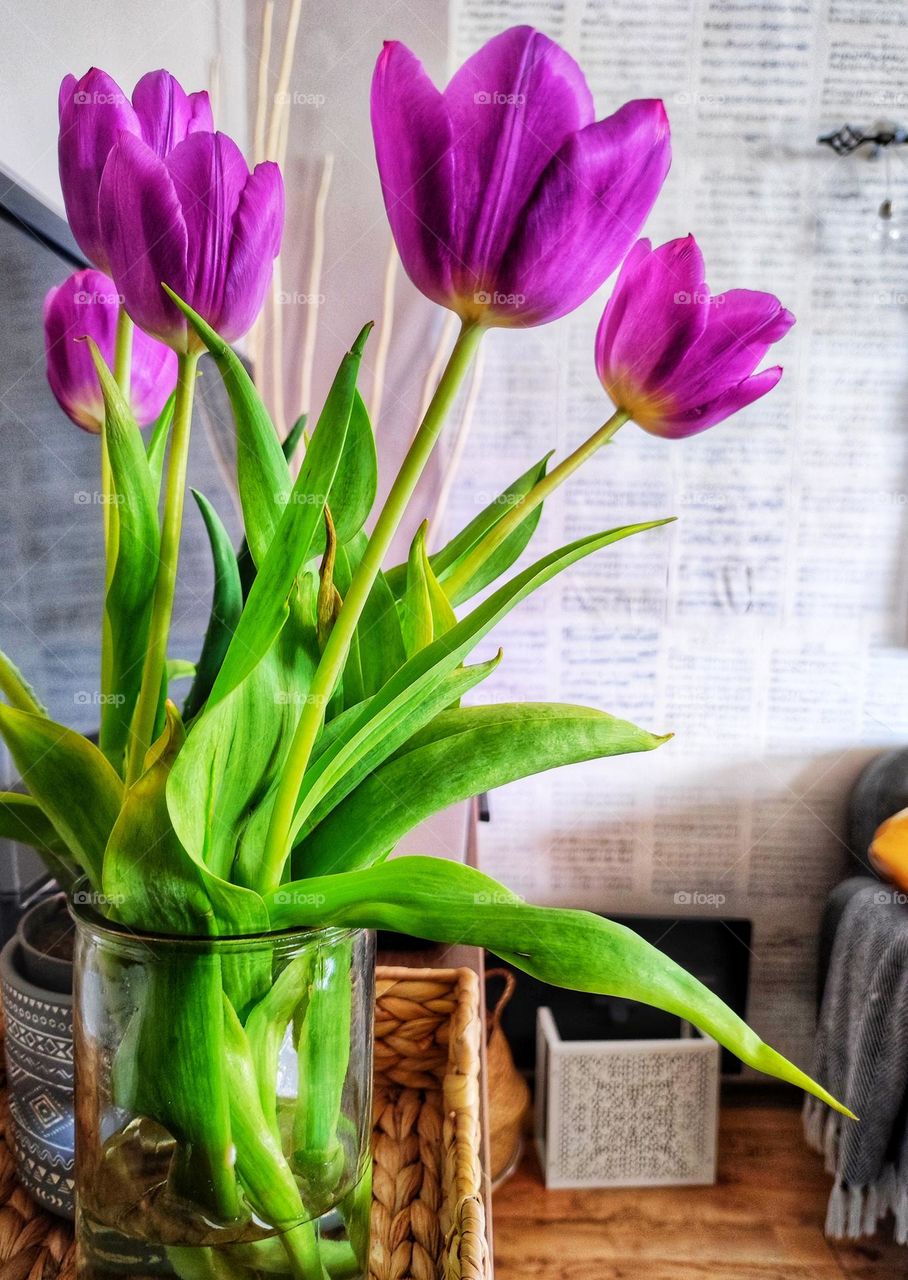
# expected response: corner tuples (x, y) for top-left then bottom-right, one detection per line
(72, 900), (375, 1280)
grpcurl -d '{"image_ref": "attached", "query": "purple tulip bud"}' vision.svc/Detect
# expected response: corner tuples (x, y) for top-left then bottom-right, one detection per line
(44, 269), (177, 432)
(58, 68), (213, 271)
(98, 131), (284, 352)
(371, 26), (671, 328)
(595, 236), (795, 438)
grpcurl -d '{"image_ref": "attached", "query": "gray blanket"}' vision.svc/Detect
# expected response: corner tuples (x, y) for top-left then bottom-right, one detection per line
(804, 877), (908, 1241)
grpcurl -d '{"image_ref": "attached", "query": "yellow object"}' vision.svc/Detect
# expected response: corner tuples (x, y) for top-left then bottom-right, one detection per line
(870, 806), (908, 891)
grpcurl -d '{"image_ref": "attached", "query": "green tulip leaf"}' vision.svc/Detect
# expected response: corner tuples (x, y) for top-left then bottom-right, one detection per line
(0, 791), (79, 888)
(0, 706), (122, 887)
(163, 286), (288, 570)
(168, 632), (315, 891)
(0, 647), (46, 716)
(298, 702), (669, 875)
(267, 857), (854, 1118)
(237, 414), (308, 600)
(398, 520), (457, 660)
(183, 490), (243, 721)
(310, 391), (377, 553)
(385, 452), (552, 606)
(209, 324), (371, 706)
(333, 531), (406, 709)
(145, 392), (175, 496)
(289, 519), (672, 851)
(291, 653), (501, 859)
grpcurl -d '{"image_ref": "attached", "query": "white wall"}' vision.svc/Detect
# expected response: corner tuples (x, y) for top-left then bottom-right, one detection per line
(0, 0), (247, 214)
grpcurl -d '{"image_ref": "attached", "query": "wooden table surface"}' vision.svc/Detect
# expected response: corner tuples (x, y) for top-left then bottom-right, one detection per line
(492, 1091), (906, 1280)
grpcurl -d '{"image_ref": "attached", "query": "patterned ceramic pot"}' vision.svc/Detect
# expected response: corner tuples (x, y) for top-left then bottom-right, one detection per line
(0, 913), (74, 1218)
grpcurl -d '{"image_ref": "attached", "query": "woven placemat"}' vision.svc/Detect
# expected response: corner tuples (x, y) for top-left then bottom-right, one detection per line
(0, 965), (490, 1280)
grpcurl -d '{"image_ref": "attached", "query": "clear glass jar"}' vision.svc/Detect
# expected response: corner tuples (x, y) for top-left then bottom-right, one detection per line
(72, 898), (374, 1280)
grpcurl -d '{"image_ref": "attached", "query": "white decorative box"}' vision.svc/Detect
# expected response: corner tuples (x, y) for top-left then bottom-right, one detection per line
(535, 1006), (720, 1189)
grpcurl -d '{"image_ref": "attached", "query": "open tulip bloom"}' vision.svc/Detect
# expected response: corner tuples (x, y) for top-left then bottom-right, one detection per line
(5, 24), (847, 1279)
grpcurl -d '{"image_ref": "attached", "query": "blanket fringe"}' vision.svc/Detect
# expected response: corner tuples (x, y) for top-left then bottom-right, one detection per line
(803, 1097), (825, 1152)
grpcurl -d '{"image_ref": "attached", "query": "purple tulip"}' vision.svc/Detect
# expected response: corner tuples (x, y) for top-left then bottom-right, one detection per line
(98, 130), (284, 352)
(595, 236), (795, 438)
(44, 269), (177, 432)
(58, 68), (213, 271)
(371, 26), (670, 328)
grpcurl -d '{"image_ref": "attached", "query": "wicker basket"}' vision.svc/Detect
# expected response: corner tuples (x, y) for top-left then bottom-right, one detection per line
(0, 964), (490, 1280)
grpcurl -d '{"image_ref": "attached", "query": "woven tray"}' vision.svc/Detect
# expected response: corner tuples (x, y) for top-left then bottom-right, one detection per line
(0, 964), (490, 1280)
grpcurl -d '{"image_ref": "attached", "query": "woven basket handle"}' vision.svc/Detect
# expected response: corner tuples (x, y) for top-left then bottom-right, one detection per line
(485, 966), (517, 1037)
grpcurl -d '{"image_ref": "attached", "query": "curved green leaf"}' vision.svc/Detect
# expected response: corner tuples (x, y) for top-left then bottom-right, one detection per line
(298, 703), (668, 875)
(267, 857), (854, 1118)
(289, 518), (673, 849)
(183, 490), (243, 721)
(89, 339), (161, 772)
(163, 286), (288, 570)
(0, 706), (122, 887)
(168, 631), (316, 888)
(333, 531), (406, 709)
(208, 325), (371, 706)
(237, 414), (308, 599)
(291, 654), (501, 860)
(0, 791), (79, 888)
(398, 520), (456, 660)
(310, 391), (377, 553)
(145, 392), (175, 496)
(385, 452), (552, 606)
(0, 648), (46, 715)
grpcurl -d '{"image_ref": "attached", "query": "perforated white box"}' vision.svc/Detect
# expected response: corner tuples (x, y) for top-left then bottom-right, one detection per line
(535, 1006), (720, 1189)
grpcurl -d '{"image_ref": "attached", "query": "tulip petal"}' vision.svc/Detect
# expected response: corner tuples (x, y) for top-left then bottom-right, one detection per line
(165, 132), (252, 337)
(654, 365), (784, 438)
(596, 236), (709, 394)
(44, 268), (176, 429)
(443, 26), (594, 292)
(221, 160), (285, 343)
(497, 98), (671, 325)
(58, 69), (139, 269)
(371, 41), (456, 309)
(43, 269), (118, 430)
(99, 132), (190, 348)
(661, 288), (795, 406)
(131, 70), (214, 156)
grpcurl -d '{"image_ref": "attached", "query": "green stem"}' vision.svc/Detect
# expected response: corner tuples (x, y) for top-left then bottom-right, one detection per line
(442, 407), (630, 601)
(100, 309), (133, 719)
(260, 320), (484, 891)
(126, 350), (199, 784)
